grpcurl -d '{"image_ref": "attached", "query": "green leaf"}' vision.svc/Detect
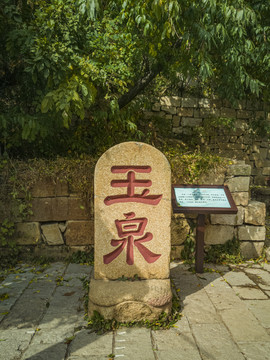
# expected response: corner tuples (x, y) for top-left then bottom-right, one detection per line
(81, 84), (88, 96)
(41, 97), (49, 113)
(62, 111), (70, 128)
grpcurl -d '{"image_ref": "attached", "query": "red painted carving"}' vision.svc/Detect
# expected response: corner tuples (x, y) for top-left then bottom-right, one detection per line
(103, 212), (161, 265)
(104, 166), (162, 205)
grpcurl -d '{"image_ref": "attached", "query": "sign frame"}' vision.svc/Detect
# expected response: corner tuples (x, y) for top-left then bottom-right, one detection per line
(172, 184), (238, 215)
(171, 184), (238, 273)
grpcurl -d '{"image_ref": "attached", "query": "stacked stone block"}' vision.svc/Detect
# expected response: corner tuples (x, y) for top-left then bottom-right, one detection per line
(150, 96), (270, 186)
(12, 178), (94, 257)
(171, 162), (266, 259)
(210, 163), (266, 258)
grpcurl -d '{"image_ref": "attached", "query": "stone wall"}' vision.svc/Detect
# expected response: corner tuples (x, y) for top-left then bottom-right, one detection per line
(171, 161), (267, 260)
(5, 162), (267, 260)
(11, 178), (94, 258)
(148, 96), (270, 186)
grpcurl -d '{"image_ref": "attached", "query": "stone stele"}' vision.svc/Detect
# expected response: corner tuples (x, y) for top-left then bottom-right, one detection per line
(89, 142), (172, 321)
(94, 141), (171, 280)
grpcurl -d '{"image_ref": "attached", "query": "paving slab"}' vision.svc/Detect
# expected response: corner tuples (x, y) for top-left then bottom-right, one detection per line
(244, 267), (270, 290)
(0, 328), (34, 360)
(2, 261), (270, 360)
(114, 328), (155, 360)
(237, 342), (270, 360)
(220, 305), (270, 342)
(67, 329), (113, 359)
(245, 300), (270, 329)
(153, 329), (201, 360)
(191, 323), (245, 360)
(31, 312), (81, 345)
(181, 289), (221, 324)
(22, 343), (67, 360)
(223, 270), (256, 286)
(197, 275), (243, 310)
(232, 286), (268, 299)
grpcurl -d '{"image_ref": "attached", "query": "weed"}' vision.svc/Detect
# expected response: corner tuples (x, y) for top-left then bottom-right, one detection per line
(181, 233), (195, 262)
(69, 250), (94, 265)
(0, 293), (9, 301)
(86, 292), (182, 334)
(204, 237), (243, 264)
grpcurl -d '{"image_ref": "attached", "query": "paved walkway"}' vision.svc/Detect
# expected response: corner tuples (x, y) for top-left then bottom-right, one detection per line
(1, 261), (270, 360)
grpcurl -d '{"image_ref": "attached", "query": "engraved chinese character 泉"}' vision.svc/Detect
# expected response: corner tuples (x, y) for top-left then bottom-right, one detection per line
(103, 212), (161, 265)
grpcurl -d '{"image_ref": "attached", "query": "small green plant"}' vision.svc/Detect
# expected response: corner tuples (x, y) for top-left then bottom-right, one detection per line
(116, 274), (141, 281)
(0, 220), (15, 246)
(0, 293), (9, 301)
(69, 249), (94, 265)
(204, 237), (243, 264)
(181, 232), (196, 262)
(87, 293), (182, 334)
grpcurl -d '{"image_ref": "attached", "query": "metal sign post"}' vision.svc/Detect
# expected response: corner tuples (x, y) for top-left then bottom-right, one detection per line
(172, 185), (238, 273)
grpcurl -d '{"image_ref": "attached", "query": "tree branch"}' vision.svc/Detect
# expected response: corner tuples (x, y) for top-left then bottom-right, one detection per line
(118, 64), (162, 109)
(118, 39), (183, 109)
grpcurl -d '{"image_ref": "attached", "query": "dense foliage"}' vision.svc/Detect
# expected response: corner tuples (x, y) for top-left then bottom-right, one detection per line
(0, 0), (269, 157)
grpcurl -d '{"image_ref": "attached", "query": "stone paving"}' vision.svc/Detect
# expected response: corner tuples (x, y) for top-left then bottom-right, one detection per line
(1, 261), (270, 359)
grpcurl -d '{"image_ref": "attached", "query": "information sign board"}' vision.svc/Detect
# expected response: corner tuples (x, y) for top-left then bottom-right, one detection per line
(172, 185), (237, 214)
(171, 184), (238, 273)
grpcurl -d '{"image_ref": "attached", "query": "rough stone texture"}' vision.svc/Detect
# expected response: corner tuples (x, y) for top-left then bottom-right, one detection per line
(15, 222), (41, 245)
(171, 245), (184, 259)
(244, 268), (270, 290)
(245, 300), (270, 328)
(161, 105), (177, 115)
(210, 206), (244, 226)
(266, 247), (270, 262)
(94, 142), (171, 280)
(200, 108), (220, 117)
(240, 241), (265, 258)
(181, 97), (198, 107)
(197, 168), (226, 185)
(22, 343), (67, 360)
(220, 107), (236, 118)
(171, 215), (190, 245)
(238, 225), (266, 241)
(232, 287), (268, 300)
(31, 178), (69, 198)
(88, 278), (172, 321)
(225, 177), (250, 192)
(153, 329), (202, 360)
(238, 342), (270, 360)
(192, 323), (246, 360)
(220, 306), (270, 342)
(245, 201), (266, 225)
(152, 103), (160, 112)
(177, 107), (193, 117)
(182, 117), (202, 127)
(114, 328), (155, 360)
(227, 164), (251, 176)
(237, 109), (253, 119)
(224, 270), (256, 286)
(231, 192), (249, 206)
(262, 166), (270, 175)
(41, 223), (64, 245)
(30, 197), (90, 222)
(160, 96), (181, 107)
(205, 225), (235, 245)
(65, 220), (94, 245)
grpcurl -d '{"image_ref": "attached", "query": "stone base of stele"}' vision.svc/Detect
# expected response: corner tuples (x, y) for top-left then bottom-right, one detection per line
(88, 277), (172, 322)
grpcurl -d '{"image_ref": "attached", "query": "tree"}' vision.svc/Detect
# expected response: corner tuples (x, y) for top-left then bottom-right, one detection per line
(0, 0), (269, 157)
